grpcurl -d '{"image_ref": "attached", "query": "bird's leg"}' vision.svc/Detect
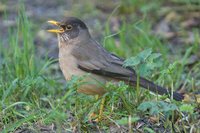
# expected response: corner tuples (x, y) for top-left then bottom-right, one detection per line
(97, 96), (106, 121)
(89, 95), (106, 122)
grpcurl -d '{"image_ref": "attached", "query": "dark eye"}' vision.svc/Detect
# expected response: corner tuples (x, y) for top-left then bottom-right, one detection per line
(66, 25), (72, 30)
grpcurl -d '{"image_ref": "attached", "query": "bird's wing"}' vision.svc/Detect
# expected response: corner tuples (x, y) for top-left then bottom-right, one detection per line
(77, 58), (134, 79)
(72, 39), (136, 79)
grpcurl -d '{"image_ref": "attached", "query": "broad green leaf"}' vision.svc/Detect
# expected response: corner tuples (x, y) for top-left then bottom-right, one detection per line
(148, 53), (162, 62)
(116, 116), (140, 125)
(139, 64), (150, 76)
(124, 56), (141, 67)
(138, 48), (152, 61)
(179, 104), (194, 114)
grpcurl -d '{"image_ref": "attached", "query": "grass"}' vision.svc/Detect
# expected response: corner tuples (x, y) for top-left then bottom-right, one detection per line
(0, 1), (200, 132)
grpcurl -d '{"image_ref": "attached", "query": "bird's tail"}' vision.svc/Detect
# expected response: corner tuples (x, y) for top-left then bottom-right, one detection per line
(130, 77), (184, 101)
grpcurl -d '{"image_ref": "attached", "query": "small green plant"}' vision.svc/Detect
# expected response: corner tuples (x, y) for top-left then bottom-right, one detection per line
(124, 48), (162, 77)
(116, 116), (140, 125)
(137, 101), (178, 116)
(179, 104), (194, 114)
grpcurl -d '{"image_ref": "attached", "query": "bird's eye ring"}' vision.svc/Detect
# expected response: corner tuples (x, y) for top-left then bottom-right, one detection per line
(66, 25), (72, 30)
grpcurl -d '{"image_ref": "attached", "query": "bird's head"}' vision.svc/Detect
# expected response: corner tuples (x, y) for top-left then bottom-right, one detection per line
(47, 17), (90, 44)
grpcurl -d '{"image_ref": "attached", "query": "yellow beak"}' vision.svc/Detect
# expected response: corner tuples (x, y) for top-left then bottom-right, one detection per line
(47, 20), (64, 33)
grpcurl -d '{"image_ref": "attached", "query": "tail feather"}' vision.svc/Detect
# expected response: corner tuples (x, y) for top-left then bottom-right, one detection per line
(130, 77), (184, 101)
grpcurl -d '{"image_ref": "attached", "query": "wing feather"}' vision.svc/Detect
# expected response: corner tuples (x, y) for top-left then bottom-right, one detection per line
(71, 39), (135, 79)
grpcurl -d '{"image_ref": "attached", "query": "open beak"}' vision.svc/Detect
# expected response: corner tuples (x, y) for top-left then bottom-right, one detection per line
(47, 20), (64, 33)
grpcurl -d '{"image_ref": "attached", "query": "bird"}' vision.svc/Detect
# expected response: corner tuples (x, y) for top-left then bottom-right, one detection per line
(47, 17), (184, 118)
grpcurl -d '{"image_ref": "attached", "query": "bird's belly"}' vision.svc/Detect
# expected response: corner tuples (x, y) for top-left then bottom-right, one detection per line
(59, 56), (106, 95)
(59, 56), (81, 80)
